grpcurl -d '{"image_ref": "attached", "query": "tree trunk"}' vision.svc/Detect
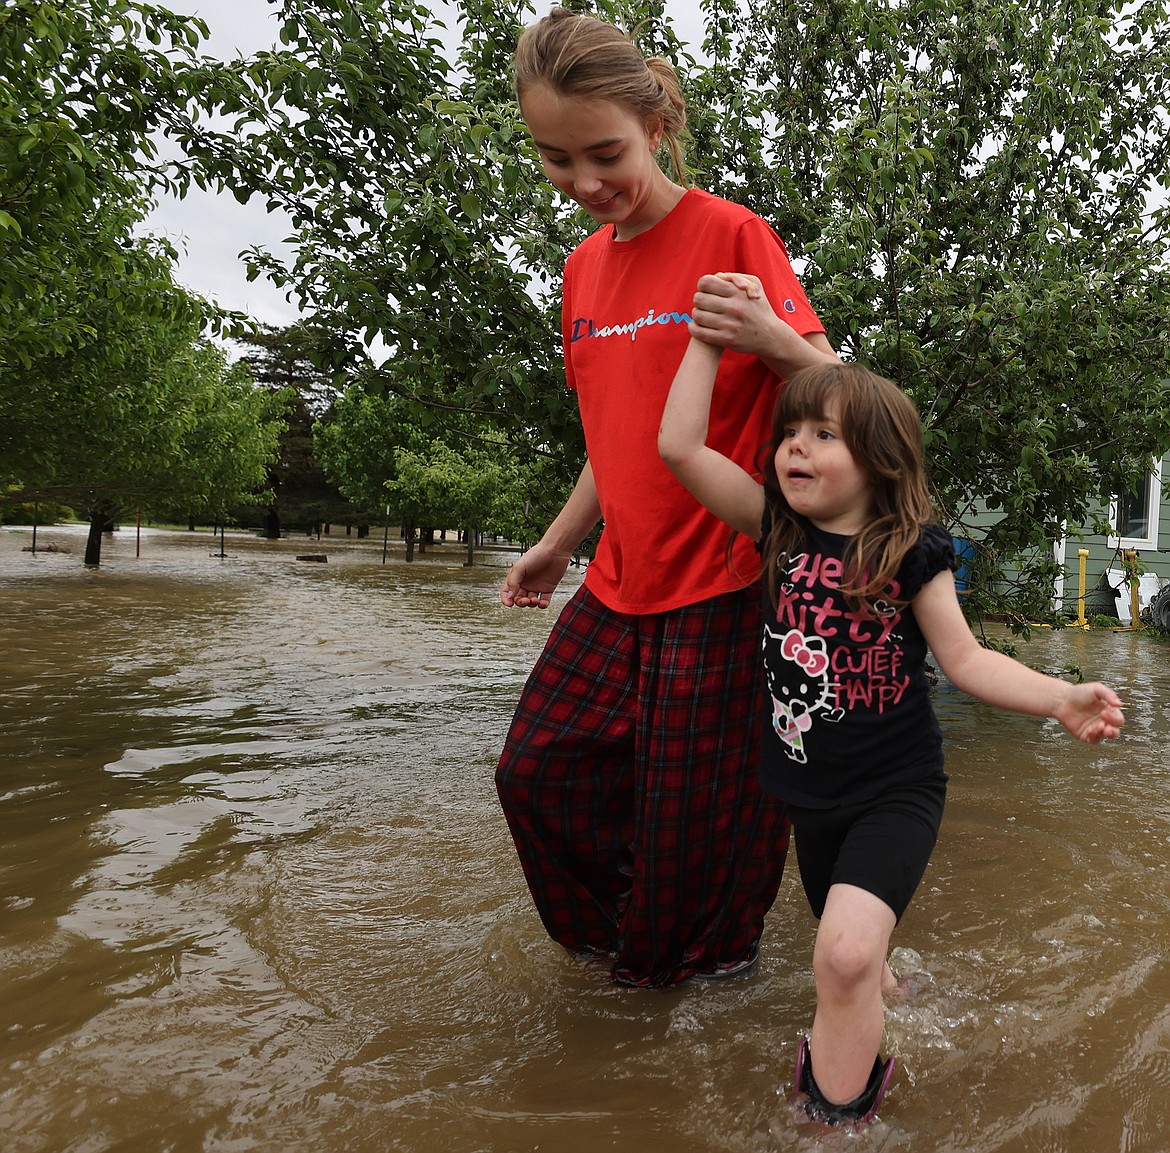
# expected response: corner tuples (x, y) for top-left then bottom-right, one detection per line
(84, 512), (105, 566)
(262, 506), (281, 539)
(404, 522), (416, 562)
(464, 522), (475, 567)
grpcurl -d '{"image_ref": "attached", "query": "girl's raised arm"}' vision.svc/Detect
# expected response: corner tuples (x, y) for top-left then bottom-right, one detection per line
(914, 569), (1125, 744)
(691, 272), (840, 376)
(658, 337), (768, 541)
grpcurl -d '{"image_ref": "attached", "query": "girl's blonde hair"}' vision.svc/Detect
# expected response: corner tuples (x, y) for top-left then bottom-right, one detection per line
(761, 363), (938, 614)
(513, 7), (690, 183)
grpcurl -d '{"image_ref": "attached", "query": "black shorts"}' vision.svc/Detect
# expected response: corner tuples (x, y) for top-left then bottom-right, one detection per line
(787, 773), (947, 922)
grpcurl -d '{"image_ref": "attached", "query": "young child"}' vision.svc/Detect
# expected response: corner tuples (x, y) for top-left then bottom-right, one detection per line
(658, 275), (1125, 1124)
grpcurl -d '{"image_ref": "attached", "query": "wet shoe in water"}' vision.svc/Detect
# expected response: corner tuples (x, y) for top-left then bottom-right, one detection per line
(690, 942), (760, 982)
(612, 942), (760, 987)
(794, 1036), (894, 1125)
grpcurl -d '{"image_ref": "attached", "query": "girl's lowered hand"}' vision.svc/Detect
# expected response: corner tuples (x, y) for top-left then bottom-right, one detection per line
(499, 542), (572, 609)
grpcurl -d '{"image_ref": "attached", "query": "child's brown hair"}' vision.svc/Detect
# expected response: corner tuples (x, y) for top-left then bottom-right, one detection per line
(761, 363), (937, 614)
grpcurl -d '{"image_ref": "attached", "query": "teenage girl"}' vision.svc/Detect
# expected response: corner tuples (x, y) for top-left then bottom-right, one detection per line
(494, 8), (839, 988)
(658, 276), (1125, 1121)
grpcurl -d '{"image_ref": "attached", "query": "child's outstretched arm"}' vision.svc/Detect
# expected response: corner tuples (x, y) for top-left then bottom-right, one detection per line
(658, 337), (768, 541)
(915, 570), (1125, 744)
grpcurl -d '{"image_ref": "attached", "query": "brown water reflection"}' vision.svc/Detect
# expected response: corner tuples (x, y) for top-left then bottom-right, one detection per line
(2, 525), (1169, 1153)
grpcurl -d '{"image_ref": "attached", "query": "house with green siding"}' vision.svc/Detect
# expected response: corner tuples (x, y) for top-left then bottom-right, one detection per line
(1063, 453), (1168, 625)
(959, 451), (1169, 628)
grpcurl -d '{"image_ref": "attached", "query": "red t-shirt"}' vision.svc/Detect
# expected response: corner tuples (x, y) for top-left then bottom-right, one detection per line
(562, 188), (824, 614)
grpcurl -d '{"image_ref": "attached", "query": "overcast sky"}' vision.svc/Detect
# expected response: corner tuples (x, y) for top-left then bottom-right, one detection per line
(143, 0), (707, 332)
(143, 0), (293, 326)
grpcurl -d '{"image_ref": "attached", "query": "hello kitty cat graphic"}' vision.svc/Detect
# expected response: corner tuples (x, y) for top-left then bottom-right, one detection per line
(762, 625), (845, 763)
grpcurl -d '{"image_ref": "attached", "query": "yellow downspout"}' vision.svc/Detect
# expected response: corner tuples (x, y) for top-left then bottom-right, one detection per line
(1076, 549), (1089, 628)
(1124, 548), (1142, 629)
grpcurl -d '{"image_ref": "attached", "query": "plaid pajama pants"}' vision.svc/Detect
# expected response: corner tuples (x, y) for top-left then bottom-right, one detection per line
(495, 582), (790, 987)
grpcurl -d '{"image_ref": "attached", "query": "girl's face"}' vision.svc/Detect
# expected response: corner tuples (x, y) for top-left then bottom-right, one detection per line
(519, 85), (677, 241)
(774, 400), (872, 535)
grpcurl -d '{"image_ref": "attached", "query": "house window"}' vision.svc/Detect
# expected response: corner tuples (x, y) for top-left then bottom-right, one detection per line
(1110, 461), (1162, 549)
(1116, 478), (1150, 537)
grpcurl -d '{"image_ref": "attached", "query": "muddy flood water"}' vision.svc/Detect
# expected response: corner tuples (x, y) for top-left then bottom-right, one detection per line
(2, 524), (1169, 1153)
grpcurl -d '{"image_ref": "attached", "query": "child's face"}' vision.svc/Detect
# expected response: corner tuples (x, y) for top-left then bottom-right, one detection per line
(519, 85), (671, 241)
(774, 401), (872, 534)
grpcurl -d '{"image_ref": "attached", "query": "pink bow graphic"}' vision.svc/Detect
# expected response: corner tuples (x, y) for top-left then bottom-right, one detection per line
(780, 630), (828, 676)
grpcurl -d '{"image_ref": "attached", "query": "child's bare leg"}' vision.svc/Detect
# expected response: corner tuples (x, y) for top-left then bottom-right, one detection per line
(808, 883), (897, 1104)
(881, 959), (898, 995)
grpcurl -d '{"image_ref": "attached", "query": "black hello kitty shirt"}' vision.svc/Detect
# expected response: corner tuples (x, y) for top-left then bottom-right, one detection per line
(756, 516), (957, 809)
